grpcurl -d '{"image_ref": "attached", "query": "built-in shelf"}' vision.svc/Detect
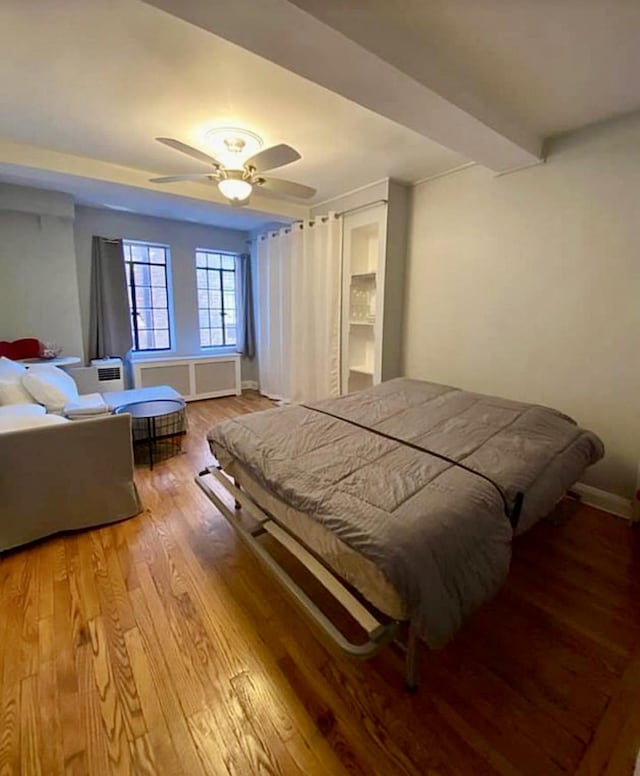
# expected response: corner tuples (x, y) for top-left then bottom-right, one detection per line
(349, 320), (375, 327)
(349, 365), (374, 376)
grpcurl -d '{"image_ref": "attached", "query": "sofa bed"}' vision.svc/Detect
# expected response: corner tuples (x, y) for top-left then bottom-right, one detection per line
(0, 356), (181, 550)
(200, 377), (604, 688)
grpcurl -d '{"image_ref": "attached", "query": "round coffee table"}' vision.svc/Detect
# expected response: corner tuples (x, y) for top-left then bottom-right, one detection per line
(115, 398), (186, 470)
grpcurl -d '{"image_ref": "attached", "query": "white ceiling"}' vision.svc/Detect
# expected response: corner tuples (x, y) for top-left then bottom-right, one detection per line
(290, 0), (640, 137)
(0, 0), (465, 216)
(3, 0), (639, 228)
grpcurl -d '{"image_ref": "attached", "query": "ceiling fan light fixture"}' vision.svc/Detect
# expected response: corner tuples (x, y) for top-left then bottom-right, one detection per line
(205, 127), (263, 166)
(218, 177), (253, 201)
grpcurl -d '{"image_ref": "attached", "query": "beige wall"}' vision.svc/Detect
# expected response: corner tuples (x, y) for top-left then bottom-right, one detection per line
(404, 113), (640, 498)
(74, 206), (258, 383)
(0, 184), (84, 356)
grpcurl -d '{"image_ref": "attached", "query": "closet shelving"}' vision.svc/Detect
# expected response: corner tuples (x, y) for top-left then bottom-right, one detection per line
(340, 183), (408, 394)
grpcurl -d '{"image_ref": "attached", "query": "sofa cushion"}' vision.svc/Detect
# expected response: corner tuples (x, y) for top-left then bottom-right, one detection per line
(64, 393), (109, 419)
(0, 403), (46, 418)
(104, 385), (181, 412)
(0, 379), (37, 406)
(0, 356), (27, 382)
(0, 413), (69, 434)
(22, 364), (79, 412)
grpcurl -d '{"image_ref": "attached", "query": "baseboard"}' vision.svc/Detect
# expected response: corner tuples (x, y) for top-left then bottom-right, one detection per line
(241, 380), (259, 391)
(572, 483), (633, 520)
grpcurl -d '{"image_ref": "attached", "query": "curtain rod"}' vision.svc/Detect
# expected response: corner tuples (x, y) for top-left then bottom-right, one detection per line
(337, 198), (388, 217)
(249, 197), (389, 241)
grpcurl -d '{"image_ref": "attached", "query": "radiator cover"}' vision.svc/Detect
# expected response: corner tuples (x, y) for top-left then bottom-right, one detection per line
(132, 355), (241, 401)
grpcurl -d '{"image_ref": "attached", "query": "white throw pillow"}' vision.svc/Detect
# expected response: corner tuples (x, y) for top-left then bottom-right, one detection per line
(0, 403), (46, 418)
(0, 356), (27, 382)
(22, 364), (79, 412)
(0, 379), (37, 406)
(0, 413), (69, 434)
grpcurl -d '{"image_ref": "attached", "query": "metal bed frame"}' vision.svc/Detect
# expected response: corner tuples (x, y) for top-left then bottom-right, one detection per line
(195, 464), (420, 690)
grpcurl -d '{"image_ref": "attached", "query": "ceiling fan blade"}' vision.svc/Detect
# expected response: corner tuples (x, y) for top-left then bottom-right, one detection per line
(259, 177), (317, 199)
(150, 174), (215, 183)
(155, 137), (222, 167)
(245, 144), (301, 172)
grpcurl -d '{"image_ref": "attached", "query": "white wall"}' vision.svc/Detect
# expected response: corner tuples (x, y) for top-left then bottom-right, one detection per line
(0, 184), (84, 356)
(404, 113), (640, 498)
(74, 206), (258, 382)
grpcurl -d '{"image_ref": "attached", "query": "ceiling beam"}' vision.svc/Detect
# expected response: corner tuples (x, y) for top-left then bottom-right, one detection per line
(143, 0), (542, 172)
(0, 139), (310, 221)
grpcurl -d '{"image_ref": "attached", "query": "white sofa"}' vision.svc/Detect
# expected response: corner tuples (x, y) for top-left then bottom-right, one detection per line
(0, 357), (180, 550)
(0, 356), (181, 420)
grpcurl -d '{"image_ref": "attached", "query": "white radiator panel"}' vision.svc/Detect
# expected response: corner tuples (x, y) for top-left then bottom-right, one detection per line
(194, 360), (237, 395)
(133, 355), (241, 401)
(138, 364), (191, 396)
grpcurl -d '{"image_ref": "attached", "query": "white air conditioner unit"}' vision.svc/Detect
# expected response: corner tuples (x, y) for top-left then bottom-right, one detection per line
(69, 358), (125, 394)
(91, 358), (125, 391)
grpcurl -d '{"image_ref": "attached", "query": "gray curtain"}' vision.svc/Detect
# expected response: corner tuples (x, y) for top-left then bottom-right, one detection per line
(88, 236), (132, 360)
(235, 252), (255, 359)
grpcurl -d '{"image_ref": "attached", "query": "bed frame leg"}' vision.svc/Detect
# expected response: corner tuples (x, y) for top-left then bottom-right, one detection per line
(405, 624), (420, 693)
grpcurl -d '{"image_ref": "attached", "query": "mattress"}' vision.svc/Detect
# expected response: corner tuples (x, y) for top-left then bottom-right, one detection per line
(226, 458), (408, 620)
(207, 378), (604, 647)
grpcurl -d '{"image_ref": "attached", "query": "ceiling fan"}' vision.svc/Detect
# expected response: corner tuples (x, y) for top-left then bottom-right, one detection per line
(150, 132), (316, 207)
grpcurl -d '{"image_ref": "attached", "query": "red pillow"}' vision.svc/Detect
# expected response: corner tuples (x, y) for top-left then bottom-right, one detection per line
(0, 338), (42, 360)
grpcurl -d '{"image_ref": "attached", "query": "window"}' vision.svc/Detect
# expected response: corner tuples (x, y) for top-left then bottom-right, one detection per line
(196, 250), (237, 347)
(123, 241), (171, 351)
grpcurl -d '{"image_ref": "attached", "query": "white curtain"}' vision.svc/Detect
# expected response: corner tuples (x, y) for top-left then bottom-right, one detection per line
(256, 214), (342, 403)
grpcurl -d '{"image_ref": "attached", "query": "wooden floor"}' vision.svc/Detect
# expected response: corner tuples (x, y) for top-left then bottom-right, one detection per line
(1, 393), (639, 775)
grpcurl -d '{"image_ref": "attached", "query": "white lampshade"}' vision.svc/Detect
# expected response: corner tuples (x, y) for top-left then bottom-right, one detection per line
(218, 178), (252, 201)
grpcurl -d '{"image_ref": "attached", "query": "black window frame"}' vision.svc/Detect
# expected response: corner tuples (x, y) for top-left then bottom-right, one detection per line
(123, 240), (172, 352)
(195, 249), (238, 348)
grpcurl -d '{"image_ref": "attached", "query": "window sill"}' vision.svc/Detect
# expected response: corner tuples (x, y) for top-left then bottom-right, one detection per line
(129, 350), (176, 362)
(130, 351), (240, 365)
(199, 346), (238, 355)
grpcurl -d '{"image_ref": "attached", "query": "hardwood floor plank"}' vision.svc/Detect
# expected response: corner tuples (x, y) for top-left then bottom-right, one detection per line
(187, 705), (239, 776)
(134, 562), (209, 717)
(38, 539), (56, 621)
(276, 651), (391, 776)
(38, 658), (64, 776)
(98, 529), (137, 632)
(0, 681), (19, 776)
(320, 653), (502, 776)
(75, 632), (111, 776)
(89, 532), (147, 743)
(450, 601), (611, 745)
(128, 734), (157, 776)
(18, 548), (40, 680)
(19, 675), (42, 776)
(128, 587), (207, 776)
(576, 650), (640, 776)
(86, 616), (134, 774)
(230, 670), (341, 776)
(52, 572), (87, 770)
(123, 627), (184, 776)
(112, 521), (141, 592)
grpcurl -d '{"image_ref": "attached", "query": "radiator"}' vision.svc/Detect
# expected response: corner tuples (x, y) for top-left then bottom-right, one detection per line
(132, 355), (241, 401)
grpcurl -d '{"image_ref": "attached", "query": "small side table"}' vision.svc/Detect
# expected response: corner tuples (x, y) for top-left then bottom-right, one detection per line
(20, 356), (82, 370)
(115, 398), (186, 470)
